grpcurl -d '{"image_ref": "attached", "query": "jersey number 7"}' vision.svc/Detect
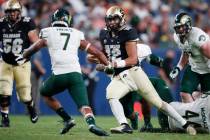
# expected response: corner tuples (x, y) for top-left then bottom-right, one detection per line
(60, 33), (70, 50)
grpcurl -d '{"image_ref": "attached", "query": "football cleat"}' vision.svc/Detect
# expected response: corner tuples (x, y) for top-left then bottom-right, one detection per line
(60, 119), (76, 134)
(130, 112), (139, 130)
(139, 122), (153, 132)
(0, 117), (10, 127)
(110, 123), (133, 134)
(27, 105), (38, 123)
(89, 125), (109, 136)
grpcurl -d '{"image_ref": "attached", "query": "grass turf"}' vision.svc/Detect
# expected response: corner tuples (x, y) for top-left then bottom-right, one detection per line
(0, 115), (209, 140)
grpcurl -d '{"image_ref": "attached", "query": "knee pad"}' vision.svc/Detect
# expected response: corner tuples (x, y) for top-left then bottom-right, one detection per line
(0, 95), (11, 107)
(17, 87), (32, 102)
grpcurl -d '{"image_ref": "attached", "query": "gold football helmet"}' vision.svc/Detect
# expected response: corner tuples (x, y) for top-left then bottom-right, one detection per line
(4, 0), (22, 12)
(105, 6), (125, 31)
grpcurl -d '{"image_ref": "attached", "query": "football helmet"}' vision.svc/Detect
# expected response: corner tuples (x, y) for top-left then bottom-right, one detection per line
(105, 6), (125, 31)
(174, 12), (192, 36)
(4, 0), (22, 22)
(51, 9), (72, 27)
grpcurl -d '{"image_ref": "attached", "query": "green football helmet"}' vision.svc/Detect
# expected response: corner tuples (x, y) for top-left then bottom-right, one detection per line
(51, 9), (72, 27)
(174, 12), (192, 36)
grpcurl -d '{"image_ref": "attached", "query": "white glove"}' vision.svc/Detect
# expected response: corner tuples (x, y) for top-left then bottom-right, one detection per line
(169, 67), (181, 79)
(15, 53), (26, 65)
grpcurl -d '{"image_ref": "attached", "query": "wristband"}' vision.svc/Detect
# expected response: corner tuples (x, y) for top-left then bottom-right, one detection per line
(115, 60), (126, 68)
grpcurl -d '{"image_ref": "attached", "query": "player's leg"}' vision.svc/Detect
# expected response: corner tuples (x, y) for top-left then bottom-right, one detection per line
(120, 91), (139, 130)
(129, 67), (196, 135)
(67, 72), (108, 136)
(150, 77), (173, 130)
(106, 77), (133, 134)
(14, 62), (38, 123)
(0, 61), (13, 127)
(40, 73), (75, 134)
(180, 65), (200, 103)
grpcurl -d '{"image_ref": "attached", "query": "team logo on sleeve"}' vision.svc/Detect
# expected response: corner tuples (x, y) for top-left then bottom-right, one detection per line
(199, 35), (206, 42)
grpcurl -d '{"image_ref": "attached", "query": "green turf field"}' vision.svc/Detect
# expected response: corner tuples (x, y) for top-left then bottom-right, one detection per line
(0, 115), (209, 140)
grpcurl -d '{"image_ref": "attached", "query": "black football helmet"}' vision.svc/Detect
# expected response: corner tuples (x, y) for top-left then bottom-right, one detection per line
(174, 12), (192, 36)
(51, 9), (72, 27)
(105, 6), (126, 31)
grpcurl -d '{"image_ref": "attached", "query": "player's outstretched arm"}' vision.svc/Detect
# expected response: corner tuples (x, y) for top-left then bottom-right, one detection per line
(200, 41), (210, 59)
(80, 40), (109, 65)
(169, 51), (188, 79)
(23, 39), (47, 58)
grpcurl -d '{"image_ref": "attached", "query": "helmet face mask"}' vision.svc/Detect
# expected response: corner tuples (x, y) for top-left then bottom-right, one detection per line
(4, 0), (22, 22)
(51, 9), (72, 27)
(174, 12), (192, 36)
(105, 6), (125, 31)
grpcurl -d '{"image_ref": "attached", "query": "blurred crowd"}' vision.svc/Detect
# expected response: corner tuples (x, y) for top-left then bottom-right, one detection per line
(1, 0), (210, 49)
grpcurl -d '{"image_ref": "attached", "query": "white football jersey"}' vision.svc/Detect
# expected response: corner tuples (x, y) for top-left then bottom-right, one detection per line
(174, 27), (210, 74)
(137, 43), (152, 63)
(39, 27), (85, 75)
(168, 95), (210, 132)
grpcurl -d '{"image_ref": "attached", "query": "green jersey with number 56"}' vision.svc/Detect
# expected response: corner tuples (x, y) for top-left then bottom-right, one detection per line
(39, 27), (85, 75)
(174, 27), (210, 74)
(0, 17), (36, 65)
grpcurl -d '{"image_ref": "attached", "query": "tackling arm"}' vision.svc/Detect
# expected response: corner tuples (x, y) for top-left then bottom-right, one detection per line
(80, 40), (109, 65)
(177, 51), (189, 70)
(23, 39), (47, 58)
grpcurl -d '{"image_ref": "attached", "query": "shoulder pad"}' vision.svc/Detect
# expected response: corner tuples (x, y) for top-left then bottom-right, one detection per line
(22, 17), (31, 22)
(122, 25), (132, 31)
(0, 17), (5, 22)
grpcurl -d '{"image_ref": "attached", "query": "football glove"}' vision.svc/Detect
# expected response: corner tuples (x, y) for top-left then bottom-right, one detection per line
(96, 64), (114, 75)
(15, 53), (27, 65)
(169, 66), (181, 79)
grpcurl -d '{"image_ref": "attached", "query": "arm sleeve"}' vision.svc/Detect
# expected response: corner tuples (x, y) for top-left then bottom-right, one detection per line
(194, 30), (210, 47)
(39, 29), (48, 39)
(80, 31), (85, 40)
(27, 18), (36, 31)
(125, 28), (139, 42)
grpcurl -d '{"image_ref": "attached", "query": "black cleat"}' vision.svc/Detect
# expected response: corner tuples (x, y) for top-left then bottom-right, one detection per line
(27, 105), (38, 123)
(110, 123), (133, 134)
(0, 117), (10, 127)
(60, 119), (76, 134)
(139, 122), (153, 132)
(130, 112), (139, 130)
(89, 125), (109, 136)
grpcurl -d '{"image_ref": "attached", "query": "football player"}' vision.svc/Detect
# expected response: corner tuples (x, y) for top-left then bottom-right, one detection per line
(93, 43), (172, 132)
(97, 6), (196, 135)
(20, 9), (109, 136)
(0, 0), (38, 127)
(169, 12), (210, 103)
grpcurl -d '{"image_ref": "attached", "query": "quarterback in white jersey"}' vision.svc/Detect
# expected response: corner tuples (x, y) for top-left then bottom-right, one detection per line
(21, 9), (109, 136)
(168, 94), (210, 133)
(169, 12), (210, 103)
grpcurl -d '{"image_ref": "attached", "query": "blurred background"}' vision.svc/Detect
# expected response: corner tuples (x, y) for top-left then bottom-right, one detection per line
(0, 0), (210, 116)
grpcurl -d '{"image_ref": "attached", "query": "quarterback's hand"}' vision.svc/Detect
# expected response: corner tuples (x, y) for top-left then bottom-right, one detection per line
(169, 67), (181, 79)
(96, 63), (114, 75)
(15, 53), (27, 65)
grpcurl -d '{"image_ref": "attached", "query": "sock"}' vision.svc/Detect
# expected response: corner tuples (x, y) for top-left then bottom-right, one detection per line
(85, 116), (95, 126)
(109, 99), (128, 125)
(1, 111), (9, 119)
(144, 117), (151, 125)
(160, 101), (186, 126)
(79, 106), (96, 126)
(56, 107), (71, 121)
